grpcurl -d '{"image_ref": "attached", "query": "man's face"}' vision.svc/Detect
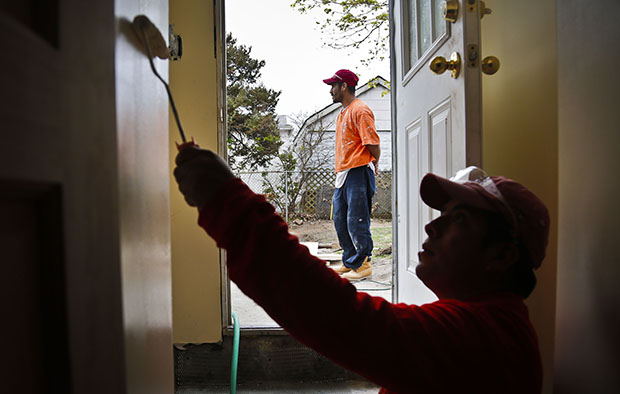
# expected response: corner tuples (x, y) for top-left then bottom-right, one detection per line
(416, 200), (492, 298)
(330, 83), (344, 103)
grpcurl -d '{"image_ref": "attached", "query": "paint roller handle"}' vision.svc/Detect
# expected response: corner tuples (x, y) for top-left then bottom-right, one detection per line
(176, 137), (197, 151)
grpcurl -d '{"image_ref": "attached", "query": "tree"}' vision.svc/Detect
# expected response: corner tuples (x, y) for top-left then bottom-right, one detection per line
(262, 112), (335, 220)
(226, 33), (282, 171)
(290, 0), (389, 66)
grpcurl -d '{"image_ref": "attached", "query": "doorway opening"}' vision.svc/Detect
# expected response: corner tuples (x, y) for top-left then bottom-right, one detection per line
(223, 0), (393, 329)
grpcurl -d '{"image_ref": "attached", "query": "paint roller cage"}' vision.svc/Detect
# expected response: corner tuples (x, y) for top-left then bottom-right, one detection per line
(131, 15), (190, 146)
(131, 15), (169, 59)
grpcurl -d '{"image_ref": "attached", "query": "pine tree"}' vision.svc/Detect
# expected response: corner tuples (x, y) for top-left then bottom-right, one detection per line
(226, 34), (282, 171)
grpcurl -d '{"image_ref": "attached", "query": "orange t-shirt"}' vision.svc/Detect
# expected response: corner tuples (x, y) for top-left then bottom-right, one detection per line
(334, 98), (380, 172)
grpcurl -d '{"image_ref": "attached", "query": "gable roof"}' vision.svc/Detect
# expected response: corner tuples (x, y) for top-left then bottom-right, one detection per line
(298, 76), (390, 134)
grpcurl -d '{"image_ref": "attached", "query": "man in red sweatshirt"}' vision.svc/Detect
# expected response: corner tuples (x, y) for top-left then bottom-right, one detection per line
(174, 148), (549, 394)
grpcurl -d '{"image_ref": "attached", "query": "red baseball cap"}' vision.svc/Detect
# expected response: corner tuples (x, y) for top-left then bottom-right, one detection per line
(323, 69), (359, 87)
(420, 167), (550, 269)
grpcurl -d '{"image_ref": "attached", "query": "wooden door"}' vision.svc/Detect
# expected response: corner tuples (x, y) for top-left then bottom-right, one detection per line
(0, 1), (173, 392)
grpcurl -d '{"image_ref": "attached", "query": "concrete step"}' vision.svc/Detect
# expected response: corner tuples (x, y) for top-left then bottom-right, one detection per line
(318, 254), (343, 262)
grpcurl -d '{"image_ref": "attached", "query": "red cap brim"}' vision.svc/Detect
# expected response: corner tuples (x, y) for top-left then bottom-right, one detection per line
(420, 173), (507, 215)
(323, 77), (338, 85)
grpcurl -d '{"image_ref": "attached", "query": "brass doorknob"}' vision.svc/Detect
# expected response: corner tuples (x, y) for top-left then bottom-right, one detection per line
(481, 56), (500, 75)
(442, 0), (459, 23)
(429, 52), (461, 79)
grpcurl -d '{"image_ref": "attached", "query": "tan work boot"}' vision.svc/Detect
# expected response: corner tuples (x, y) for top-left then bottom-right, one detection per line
(342, 258), (372, 281)
(330, 263), (352, 274)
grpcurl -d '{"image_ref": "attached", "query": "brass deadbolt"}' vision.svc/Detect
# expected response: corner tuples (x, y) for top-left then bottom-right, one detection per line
(430, 52), (461, 79)
(481, 56), (500, 75)
(442, 0), (459, 23)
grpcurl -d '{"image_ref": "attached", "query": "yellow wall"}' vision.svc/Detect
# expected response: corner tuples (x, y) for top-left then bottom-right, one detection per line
(481, 1), (557, 392)
(170, 0), (222, 343)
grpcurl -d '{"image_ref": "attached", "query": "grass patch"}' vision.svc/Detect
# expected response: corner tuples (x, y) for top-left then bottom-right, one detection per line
(371, 225), (392, 253)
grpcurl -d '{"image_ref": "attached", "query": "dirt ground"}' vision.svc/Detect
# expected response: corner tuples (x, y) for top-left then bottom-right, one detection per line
(289, 219), (393, 285)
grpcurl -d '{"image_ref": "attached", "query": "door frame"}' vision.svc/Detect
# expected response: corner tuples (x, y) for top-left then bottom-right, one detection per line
(389, 0), (400, 303)
(214, 0), (234, 334)
(216, 0), (287, 334)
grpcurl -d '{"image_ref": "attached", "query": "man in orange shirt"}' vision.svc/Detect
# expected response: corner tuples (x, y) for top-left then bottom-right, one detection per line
(323, 69), (381, 281)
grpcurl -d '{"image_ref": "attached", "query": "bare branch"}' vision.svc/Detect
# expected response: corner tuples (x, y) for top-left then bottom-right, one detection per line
(291, 0), (389, 65)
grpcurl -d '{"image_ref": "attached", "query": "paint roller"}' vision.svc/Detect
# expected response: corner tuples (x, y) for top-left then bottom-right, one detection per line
(131, 15), (195, 150)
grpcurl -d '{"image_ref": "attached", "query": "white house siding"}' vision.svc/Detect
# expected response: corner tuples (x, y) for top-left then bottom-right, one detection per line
(359, 84), (392, 132)
(276, 114), (294, 152)
(376, 131), (392, 171)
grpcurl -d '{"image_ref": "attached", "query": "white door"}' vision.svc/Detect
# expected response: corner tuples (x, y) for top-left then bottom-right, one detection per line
(391, 0), (483, 304)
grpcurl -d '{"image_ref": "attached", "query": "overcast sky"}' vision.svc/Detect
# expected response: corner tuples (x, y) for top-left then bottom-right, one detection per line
(225, 0), (390, 118)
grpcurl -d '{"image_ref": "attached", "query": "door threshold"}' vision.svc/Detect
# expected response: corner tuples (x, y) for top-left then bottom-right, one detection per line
(223, 326), (287, 336)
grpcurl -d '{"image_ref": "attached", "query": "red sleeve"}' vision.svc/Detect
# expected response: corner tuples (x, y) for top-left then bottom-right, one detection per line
(198, 179), (542, 394)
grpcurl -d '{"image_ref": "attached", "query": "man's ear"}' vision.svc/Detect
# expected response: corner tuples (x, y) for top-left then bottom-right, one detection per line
(342, 82), (348, 91)
(485, 242), (519, 272)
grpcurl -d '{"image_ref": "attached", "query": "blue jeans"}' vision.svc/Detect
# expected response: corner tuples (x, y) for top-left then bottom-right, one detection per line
(332, 166), (376, 269)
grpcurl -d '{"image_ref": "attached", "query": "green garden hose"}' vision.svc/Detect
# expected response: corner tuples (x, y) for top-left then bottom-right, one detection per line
(230, 312), (240, 394)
